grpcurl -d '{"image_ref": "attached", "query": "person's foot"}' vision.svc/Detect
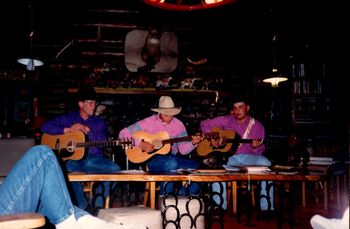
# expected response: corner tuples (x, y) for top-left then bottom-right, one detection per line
(310, 215), (342, 229)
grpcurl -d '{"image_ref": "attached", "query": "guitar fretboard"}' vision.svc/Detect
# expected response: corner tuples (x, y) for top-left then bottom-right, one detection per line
(76, 139), (132, 148)
(161, 133), (218, 145)
(162, 136), (191, 145)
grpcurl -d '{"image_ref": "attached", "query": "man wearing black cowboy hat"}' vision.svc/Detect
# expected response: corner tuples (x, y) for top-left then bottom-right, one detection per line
(119, 96), (202, 194)
(41, 84), (121, 211)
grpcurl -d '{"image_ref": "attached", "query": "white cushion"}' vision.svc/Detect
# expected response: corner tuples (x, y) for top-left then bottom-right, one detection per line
(97, 205), (162, 229)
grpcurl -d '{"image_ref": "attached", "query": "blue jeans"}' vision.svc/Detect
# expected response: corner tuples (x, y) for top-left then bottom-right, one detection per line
(213, 154), (274, 210)
(0, 145), (87, 224)
(65, 154), (121, 209)
(148, 154), (201, 195)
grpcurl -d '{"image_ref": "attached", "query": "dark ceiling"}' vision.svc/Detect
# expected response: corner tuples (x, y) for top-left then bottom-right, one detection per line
(0, 0), (346, 79)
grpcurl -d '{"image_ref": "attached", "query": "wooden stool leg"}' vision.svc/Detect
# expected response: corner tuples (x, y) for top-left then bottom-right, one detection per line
(105, 196), (110, 209)
(232, 181), (237, 214)
(251, 184), (255, 207)
(150, 182), (156, 209)
(227, 182), (231, 210)
(143, 182), (150, 207)
(83, 181), (94, 199)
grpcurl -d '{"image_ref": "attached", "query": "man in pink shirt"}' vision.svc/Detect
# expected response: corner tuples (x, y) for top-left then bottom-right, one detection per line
(119, 96), (202, 194)
(200, 94), (273, 212)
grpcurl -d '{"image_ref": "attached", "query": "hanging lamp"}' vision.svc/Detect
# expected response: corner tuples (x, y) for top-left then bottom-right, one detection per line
(263, 34), (287, 87)
(17, 4), (44, 71)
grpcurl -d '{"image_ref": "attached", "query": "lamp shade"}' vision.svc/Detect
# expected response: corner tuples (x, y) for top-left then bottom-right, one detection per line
(263, 76), (288, 87)
(262, 34), (288, 87)
(17, 5), (44, 71)
(17, 58), (44, 71)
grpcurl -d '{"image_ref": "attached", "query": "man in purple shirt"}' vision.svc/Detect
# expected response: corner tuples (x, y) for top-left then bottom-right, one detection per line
(119, 96), (202, 194)
(200, 95), (273, 212)
(41, 85), (121, 211)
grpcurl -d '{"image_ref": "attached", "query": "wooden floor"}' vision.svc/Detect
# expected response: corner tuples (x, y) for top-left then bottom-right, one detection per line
(210, 183), (349, 229)
(110, 181), (348, 229)
(211, 203), (347, 229)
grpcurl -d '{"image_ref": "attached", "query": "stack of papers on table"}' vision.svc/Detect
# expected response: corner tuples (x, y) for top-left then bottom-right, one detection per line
(241, 166), (271, 173)
(223, 165), (270, 173)
(308, 156), (335, 165)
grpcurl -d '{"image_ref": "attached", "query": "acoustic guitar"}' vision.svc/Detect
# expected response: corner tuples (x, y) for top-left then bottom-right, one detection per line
(125, 131), (218, 164)
(41, 131), (134, 161)
(196, 127), (264, 156)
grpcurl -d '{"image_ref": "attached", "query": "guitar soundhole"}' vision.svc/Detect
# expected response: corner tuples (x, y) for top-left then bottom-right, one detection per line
(152, 139), (163, 150)
(66, 140), (77, 152)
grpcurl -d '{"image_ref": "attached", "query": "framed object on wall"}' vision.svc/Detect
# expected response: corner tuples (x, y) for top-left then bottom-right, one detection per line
(125, 29), (178, 73)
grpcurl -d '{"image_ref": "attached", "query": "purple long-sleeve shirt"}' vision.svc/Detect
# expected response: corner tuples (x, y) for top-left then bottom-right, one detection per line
(41, 111), (108, 156)
(200, 115), (265, 155)
(119, 114), (196, 155)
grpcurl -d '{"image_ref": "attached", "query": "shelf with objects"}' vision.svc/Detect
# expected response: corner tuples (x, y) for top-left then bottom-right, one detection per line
(291, 63), (333, 125)
(289, 62), (346, 162)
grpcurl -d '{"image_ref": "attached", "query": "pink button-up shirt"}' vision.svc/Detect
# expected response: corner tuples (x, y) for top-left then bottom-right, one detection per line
(119, 114), (196, 155)
(200, 115), (265, 155)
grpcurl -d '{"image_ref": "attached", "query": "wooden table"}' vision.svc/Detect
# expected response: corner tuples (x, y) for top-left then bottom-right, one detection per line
(68, 171), (326, 209)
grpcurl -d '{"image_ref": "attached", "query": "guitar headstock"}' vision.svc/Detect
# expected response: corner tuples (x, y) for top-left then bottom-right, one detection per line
(203, 132), (220, 140)
(119, 137), (134, 149)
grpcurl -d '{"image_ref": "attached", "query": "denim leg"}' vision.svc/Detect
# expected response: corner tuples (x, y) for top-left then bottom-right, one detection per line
(149, 155), (178, 195)
(176, 157), (201, 195)
(66, 160), (89, 209)
(148, 155), (201, 195)
(227, 154), (272, 167)
(212, 182), (227, 209)
(0, 145), (75, 224)
(227, 154), (274, 210)
(260, 181), (274, 210)
(176, 157), (200, 170)
(70, 181), (88, 209)
(148, 155), (178, 173)
(66, 155), (121, 208)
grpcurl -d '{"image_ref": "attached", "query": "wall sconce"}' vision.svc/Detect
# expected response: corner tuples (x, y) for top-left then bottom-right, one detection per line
(17, 4), (44, 71)
(263, 34), (287, 87)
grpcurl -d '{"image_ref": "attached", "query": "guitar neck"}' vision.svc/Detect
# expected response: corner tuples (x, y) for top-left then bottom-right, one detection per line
(161, 133), (217, 145)
(227, 138), (262, 143)
(76, 140), (121, 148)
(162, 136), (191, 145)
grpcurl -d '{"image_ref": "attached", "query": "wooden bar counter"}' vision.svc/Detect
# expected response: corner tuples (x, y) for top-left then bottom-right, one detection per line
(68, 170), (325, 209)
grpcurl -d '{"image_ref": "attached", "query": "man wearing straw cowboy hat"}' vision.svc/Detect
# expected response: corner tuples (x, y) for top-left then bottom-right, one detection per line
(119, 96), (203, 194)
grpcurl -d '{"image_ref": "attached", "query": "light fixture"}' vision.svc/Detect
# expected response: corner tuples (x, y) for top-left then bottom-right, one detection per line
(17, 4), (44, 71)
(142, 0), (239, 11)
(263, 34), (287, 87)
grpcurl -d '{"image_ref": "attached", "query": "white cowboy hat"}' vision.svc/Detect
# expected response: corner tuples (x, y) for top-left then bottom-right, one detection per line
(151, 96), (181, 116)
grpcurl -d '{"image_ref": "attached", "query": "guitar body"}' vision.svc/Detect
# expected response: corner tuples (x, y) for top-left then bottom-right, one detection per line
(126, 131), (171, 164)
(41, 131), (86, 161)
(197, 127), (236, 156)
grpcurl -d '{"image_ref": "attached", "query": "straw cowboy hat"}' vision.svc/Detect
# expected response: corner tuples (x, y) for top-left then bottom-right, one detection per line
(151, 96), (181, 116)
